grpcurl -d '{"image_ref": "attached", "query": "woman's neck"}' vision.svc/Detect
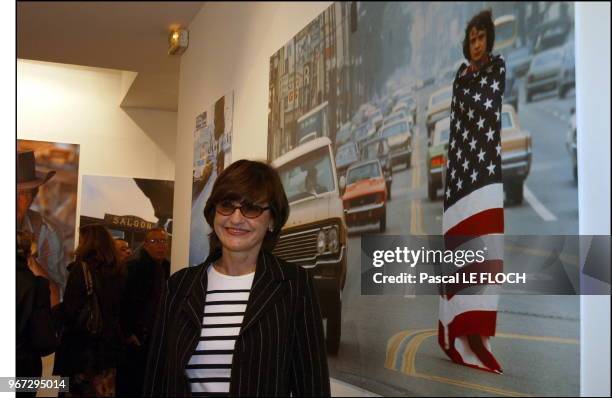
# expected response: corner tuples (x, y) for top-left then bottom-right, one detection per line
(215, 247), (260, 276)
(469, 53), (490, 73)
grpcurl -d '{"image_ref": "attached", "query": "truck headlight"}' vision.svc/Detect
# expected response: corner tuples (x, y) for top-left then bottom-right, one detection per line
(317, 230), (326, 254)
(328, 228), (339, 253)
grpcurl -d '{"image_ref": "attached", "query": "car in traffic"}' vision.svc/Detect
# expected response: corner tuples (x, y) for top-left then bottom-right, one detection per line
(525, 23), (572, 102)
(500, 104), (532, 204)
(558, 30), (575, 98)
(427, 117), (451, 200)
(360, 136), (393, 195)
(272, 137), (347, 354)
(566, 107), (577, 181)
(341, 159), (388, 233)
(352, 120), (377, 147)
(426, 85), (453, 142)
(335, 141), (360, 185)
(379, 119), (412, 168)
(334, 121), (353, 149)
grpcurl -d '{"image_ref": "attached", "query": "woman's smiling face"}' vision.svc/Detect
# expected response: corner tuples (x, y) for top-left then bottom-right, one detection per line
(213, 200), (274, 256)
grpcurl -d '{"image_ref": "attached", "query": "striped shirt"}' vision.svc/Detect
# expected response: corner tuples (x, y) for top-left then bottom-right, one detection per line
(185, 265), (254, 396)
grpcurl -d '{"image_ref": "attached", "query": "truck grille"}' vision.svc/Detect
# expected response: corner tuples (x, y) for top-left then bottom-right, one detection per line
(273, 229), (319, 262)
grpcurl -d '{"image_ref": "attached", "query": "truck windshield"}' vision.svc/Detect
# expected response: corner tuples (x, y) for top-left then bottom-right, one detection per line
(277, 146), (335, 203)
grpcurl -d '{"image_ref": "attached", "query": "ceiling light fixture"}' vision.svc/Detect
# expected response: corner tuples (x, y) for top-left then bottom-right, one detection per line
(168, 28), (189, 56)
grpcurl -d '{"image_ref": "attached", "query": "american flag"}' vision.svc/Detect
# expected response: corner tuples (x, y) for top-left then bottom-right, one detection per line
(439, 54), (506, 374)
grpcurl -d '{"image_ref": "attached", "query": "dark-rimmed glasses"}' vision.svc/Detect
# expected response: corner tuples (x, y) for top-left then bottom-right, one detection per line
(216, 200), (270, 219)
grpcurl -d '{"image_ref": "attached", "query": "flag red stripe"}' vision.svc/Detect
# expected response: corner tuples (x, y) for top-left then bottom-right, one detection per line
(444, 208), (504, 249)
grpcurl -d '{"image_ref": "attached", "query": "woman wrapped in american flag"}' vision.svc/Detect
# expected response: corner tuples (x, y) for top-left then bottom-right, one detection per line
(439, 9), (506, 374)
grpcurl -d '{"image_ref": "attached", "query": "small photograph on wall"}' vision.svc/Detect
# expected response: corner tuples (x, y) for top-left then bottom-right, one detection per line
(189, 91), (234, 266)
(17, 139), (80, 301)
(80, 175), (174, 263)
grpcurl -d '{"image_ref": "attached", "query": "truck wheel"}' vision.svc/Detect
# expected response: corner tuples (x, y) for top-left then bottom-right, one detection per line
(428, 180), (437, 201)
(406, 154), (412, 169)
(386, 181), (392, 199)
(326, 287), (341, 355)
(379, 207), (387, 232)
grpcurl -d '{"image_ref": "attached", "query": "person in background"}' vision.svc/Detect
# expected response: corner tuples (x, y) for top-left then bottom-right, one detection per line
(53, 224), (126, 397)
(142, 160), (329, 397)
(114, 238), (133, 266)
(116, 228), (170, 398)
(16, 230), (58, 398)
(17, 150), (64, 306)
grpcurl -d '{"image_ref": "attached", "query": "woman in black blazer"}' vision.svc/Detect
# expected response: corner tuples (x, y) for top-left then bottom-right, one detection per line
(143, 160), (330, 397)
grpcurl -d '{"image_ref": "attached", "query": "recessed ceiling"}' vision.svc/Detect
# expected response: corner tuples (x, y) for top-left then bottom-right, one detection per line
(17, 1), (204, 111)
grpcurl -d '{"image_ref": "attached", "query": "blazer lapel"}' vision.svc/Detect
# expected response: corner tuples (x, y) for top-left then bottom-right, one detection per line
(180, 250), (221, 329)
(239, 250), (292, 336)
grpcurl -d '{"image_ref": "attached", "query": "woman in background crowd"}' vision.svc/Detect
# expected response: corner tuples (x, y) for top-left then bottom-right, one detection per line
(54, 224), (126, 397)
(16, 230), (58, 398)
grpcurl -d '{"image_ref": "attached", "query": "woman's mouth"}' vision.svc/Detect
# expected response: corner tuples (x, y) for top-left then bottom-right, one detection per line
(226, 227), (250, 236)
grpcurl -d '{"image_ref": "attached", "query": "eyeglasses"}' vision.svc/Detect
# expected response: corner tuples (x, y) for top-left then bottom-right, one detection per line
(146, 239), (167, 244)
(216, 199), (270, 219)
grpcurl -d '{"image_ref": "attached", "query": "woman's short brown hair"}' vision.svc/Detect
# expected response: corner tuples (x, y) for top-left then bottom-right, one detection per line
(462, 9), (496, 61)
(203, 159), (290, 252)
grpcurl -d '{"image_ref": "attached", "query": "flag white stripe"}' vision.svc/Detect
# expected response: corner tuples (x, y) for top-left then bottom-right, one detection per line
(443, 183), (503, 234)
(438, 294), (499, 327)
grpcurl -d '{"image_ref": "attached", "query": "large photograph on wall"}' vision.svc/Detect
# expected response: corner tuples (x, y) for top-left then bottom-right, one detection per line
(189, 91), (234, 266)
(17, 139), (80, 303)
(80, 175), (174, 260)
(267, 2), (578, 395)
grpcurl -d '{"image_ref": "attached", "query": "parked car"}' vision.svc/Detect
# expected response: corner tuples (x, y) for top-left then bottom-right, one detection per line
(506, 45), (532, 79)
(500, 104), (532, 204)
(559, 30), (575, 98)
(272, 137), (347, 354)
(360, 136), (393, 195)
(426, 85), (453, 142)
(525, 23), (571, 102)
(427, 117), (451, 200)
(335, 141), (360, 186)
(393, 96), (417, 125)
(341, 160), (388, 233)
(369, 108), (384, 132)
(566, 107), (577, 181)
(379, 119), (412, 168)
(493, 14), (521, 111)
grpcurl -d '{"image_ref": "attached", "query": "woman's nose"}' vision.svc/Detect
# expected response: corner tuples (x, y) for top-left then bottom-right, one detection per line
(229, 207), (245, 222)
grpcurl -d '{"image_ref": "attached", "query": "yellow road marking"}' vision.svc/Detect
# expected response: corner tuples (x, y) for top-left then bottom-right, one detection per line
(387, 328), (578, 396)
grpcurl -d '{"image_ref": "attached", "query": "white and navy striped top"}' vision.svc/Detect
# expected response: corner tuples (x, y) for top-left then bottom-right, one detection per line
(185, 265), (254, 397)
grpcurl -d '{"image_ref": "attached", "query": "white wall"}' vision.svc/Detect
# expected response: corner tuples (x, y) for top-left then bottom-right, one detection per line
(18, 60), (177, 238)
(173, 2), (332, 271)
(576, 2), (611, 397)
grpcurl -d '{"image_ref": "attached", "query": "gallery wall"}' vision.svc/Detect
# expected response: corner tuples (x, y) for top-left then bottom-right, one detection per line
(17, 60), (177, 181)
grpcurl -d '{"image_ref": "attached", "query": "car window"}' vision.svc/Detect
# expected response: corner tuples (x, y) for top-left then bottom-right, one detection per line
(501, 112), (514, 129)
(347, 162), (381, 185)
(381, 122), (408, 138)
(277, 146), (335, 202)
(363, 141), (388, 160)
(434, 128), (451, 144)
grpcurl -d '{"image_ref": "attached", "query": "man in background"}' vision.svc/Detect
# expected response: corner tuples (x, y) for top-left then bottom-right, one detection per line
(117, 227), (170, 397)
(17, 150), (64, 306)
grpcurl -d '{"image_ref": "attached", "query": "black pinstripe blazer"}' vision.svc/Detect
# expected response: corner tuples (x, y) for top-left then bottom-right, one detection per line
(142, 249), (330, 397)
